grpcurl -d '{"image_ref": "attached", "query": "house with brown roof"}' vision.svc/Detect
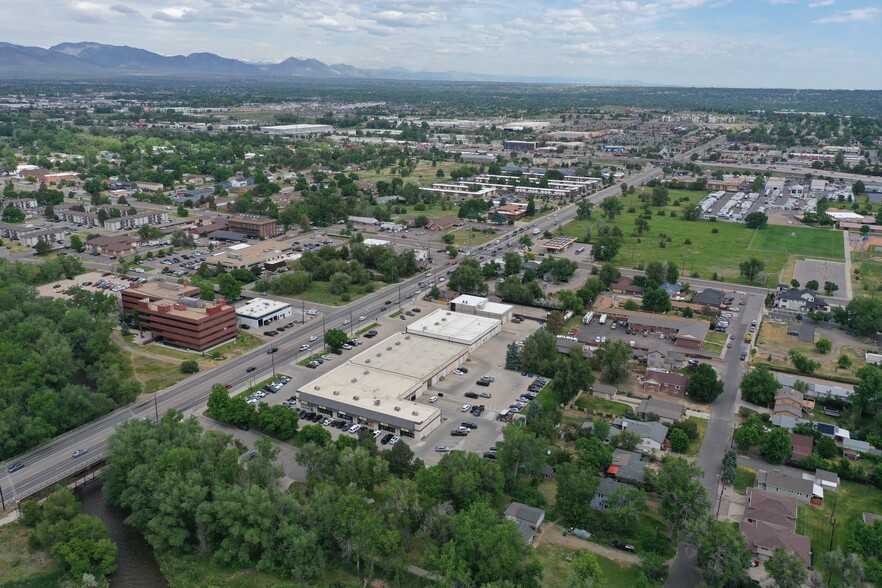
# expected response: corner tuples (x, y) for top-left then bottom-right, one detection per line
(643, 368), (689, 397)
(426, 218), (466, 231)
(774, 388), (814, 417)
(790, 433), (814, 462)
(609, 277), (645, 296)
(739, 488), (811, 566)
(85, 235), (139, 257)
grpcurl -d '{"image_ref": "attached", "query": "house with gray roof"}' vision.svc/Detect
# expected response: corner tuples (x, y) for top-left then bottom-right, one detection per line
(504, 501), (545, 544)
(692, 288), (726, 307)
(775, 288), (828, 312)
(592, 383), (617, 400)
(609, 449), (648, 484)
(613, 418), (669, 454)
(637, 398), (686, 424)
(757, 469), (820, 503)
(591, 478), (634, 511)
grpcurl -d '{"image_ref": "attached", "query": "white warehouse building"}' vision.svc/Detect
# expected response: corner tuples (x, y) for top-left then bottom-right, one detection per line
(236, 298), (292, 329)
(449, 294), (513, 324)
(297, 309), (501, 440)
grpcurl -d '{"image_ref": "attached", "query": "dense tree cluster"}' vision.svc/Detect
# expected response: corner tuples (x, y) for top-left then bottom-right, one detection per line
(0, 265), (142, 460)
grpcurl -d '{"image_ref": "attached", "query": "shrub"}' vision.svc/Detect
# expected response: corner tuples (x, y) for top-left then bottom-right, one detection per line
(684, 238), (692, 244)
(180, 360), (200, 374)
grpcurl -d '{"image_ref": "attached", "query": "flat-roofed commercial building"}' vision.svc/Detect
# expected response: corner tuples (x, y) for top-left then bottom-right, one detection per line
(261, 124), (334, 136)
(236, 297), (292, 329)
(121, 281), (238, 351)
(227, 214), (277, 238)
(449, 295), (513, 324)
(298, 313), (501, 440)
(211, 239), (296, 270)
(406, 309), (502, 350)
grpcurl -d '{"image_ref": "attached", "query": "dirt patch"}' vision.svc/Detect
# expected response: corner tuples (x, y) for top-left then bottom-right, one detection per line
(533, 522), (641, 565)
(754, 322), (867, 379)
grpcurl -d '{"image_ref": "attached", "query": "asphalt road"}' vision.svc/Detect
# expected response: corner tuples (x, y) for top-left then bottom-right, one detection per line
(664, 291), (764, 587)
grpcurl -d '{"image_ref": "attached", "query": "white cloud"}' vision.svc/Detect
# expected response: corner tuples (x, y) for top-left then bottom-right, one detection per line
(69, 2), (114, 22)
(808, 0), (835, 7)
(814, 7), (879, 23)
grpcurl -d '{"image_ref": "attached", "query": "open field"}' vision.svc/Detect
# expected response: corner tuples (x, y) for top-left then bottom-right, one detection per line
(748, 224), (843, 259)
(447, 225), (499, 248)
(130, 354), (190, 394)
(355, 161), (467, 187)
(124, 332), (263, 369)
(753, 322), (866, 381)
(562, 189), (843, 286)
(0, 524), (60, 587)
(796, 480), (882, 579)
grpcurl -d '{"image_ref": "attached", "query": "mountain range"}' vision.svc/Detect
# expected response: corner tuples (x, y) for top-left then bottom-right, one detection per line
(0, 41), (639, 85)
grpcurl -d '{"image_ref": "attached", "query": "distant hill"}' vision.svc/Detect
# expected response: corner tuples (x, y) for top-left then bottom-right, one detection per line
(0, 41), (640, 84)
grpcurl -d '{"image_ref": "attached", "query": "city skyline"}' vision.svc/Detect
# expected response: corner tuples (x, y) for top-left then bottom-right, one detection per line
(1, 0), (880, 88)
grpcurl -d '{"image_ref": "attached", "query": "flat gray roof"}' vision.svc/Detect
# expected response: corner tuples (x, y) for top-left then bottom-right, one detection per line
(407, 309), (500, 345)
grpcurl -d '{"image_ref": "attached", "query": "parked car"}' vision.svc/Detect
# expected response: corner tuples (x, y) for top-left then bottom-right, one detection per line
(429, 396), (439, 403)
(461, 404), (471, 412)
(435, 445), (450, 452)
(613, 541), (636, 552)
(451, 429), (468, 437)
(464, 392), (479, 399)
(461, 422), (478, 429)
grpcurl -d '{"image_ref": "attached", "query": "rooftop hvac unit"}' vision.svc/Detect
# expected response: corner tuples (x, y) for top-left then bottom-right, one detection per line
(374, 400), (381, 406)
(351, 378), (357, 383)
(376, 352), (382, 356)
(353, 395), (359, 401)
(314, 386), (321, 390)
(395, 341), (401, 346)
(365, 359), (371, 363)
(394, 406), (401, 412)
(363, 370), (369, 375)
(387, 346), (392, 350)
(405, 336), (410, 340)
(412, 411), (419, 416)
(332, 391), (340, 396)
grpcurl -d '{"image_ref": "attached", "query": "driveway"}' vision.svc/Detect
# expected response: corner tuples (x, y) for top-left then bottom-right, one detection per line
(533, 522), (641, 565)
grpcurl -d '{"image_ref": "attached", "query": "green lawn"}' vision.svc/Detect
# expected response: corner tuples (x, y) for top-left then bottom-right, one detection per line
(0, 524), (60, 587)
(575, 393), (630, 417)
(355, 322), (380, 335)
(561, 189), (843, 285)
(295, 280), (381, 307)
(748, 223), (843, 259)
(685, 416), (708, 456)
(796, 480), (882, 578)
(532, 544), (652, 588)
(733, 466), (756, 495)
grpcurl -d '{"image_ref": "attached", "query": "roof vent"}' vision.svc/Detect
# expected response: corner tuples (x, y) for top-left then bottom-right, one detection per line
(395, 341), (401, 346)
(365, 359), (371, 363)
(351, 378), (357, 383)
(363, 370), (369, 375)
(374, 400), (381, 406)
(405, 335), (411, 340)
(376, 352), (382, 356)
(333, 390), (340, 396)
(394, 406), (401, 412)
(387, 346), (393, 350)
(314, 386), (321, 390)
(353, 395), (359, 401)
(412, 410), (419, 416)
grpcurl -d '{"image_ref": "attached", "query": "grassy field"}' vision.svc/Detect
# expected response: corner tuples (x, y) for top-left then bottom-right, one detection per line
(447, 225), (500, 248)
(355, 322), (380, 335)
(0, 524), (60, 587)
(685, 416), (709, 456)
(796, 480), (882, 578)
(356, 161), (467, 187)
(704, 331), (728, 354)
(748, 224), (843, 259)
(575, 393), (631, 417)
(532, 544), (650, 588)
(295, 280), (381, 307)
(130, 354), (190, 394)
(753, 322), (866, 381)
(561, 189), (844, 286)
(733, 466), (757, 495)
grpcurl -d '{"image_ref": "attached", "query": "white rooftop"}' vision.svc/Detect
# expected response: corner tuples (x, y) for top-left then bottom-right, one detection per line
(451, 294), (487, 306)
(228, 242), (251, 251)
(363, 238), (390, 247)
(236, 297), (291, 319)
(407, 309), (500, 345)
(826, 211), (865, 221)
(349, 332), (467, 382)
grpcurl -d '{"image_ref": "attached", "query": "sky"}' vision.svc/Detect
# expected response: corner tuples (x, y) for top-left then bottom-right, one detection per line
(1, 0), (881, 89)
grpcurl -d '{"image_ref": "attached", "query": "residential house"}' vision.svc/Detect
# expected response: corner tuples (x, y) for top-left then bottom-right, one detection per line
(862, 512), (882, 525)
(660, 282), (681, 297)
(613, 418), (669, 454)
(496, 204), (527, 221)
(692, 288), (726, 307)
(592, 383), (617, 400)
(840, 438), (882, 458)
(636, 397), (686, 424)
(85, 235), (139, 258)
(805, 469), (839, 492)
(740, 488), (811, 566)
(774, 288), (828, 312)
(608, 449), (649, 485)
(609, 277), (645, 296)
(774, 388), (809, 419)
(591, 478), (634, 511)
(774, 373), (853, 403)
(790, 434), (814, 462)
(756, 469), (820, 504)
(643, 368), (689, 397)
(504, 502), (545, 544)
(134, 181), (165, 193)
(19, 229), (64, 248)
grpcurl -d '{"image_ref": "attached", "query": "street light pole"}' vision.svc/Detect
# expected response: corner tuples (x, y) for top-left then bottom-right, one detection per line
(153, 393), (159, 423)
(268, 348), (276, 377)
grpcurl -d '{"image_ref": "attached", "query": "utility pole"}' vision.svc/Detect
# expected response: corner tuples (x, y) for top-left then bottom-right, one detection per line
(153, 393), (159, 423)
(322, 315), (326, 350)
(267, 348), (276, 377)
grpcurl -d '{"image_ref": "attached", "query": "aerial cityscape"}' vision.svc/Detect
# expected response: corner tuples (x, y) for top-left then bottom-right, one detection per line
(0, 3), (881, 588)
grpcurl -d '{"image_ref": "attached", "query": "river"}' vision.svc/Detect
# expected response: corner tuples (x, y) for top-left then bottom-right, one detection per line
(79, 480), (169, 588)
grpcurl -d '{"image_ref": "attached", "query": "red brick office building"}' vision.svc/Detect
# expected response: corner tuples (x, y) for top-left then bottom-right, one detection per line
(121, 282), (238, 351)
